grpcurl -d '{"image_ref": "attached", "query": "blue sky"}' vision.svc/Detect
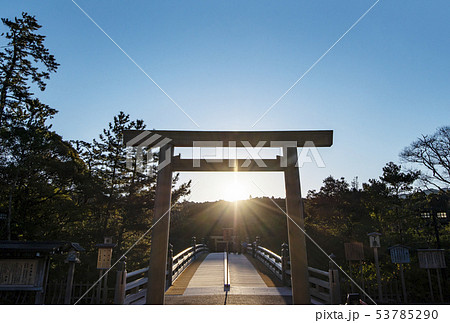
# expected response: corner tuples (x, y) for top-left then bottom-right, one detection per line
(2, 1), (449, 201)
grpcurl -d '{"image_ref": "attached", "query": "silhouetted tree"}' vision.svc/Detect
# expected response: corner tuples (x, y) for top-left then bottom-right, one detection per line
(0, 12), (58, 126)
(401, 126), (450, 192)
(380, 162), (420, 196)
(378, 162), (419, 244)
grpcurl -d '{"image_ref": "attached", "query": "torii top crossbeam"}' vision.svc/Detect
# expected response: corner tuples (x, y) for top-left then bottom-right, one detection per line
(123, 130), (333, 147)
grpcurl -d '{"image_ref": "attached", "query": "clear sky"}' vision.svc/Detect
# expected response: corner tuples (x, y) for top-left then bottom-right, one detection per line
(2, 1), (449, 201)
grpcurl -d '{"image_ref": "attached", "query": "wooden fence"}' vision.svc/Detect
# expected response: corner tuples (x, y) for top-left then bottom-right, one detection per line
(341, 274), (404, 304)
(44, 280), (114, 305)
(0, 280), (114, 305)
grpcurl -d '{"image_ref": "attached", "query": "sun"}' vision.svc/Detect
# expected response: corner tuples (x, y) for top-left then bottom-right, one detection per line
(223, 180), (248, 202)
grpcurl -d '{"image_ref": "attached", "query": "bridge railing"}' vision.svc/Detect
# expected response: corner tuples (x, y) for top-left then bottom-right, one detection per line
(169, 243), (208, 285)
(114, 238), (208, 305)
(244, 239), (341, 305)
(253, 246), (283, 280)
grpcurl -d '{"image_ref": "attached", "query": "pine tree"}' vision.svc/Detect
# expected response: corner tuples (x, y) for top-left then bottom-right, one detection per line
(0, 12), (59, 127)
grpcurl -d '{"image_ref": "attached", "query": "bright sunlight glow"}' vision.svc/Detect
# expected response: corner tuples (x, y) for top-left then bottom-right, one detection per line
(223, 178), (249, 202)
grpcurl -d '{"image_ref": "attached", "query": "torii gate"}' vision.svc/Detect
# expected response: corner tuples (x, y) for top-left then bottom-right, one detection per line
(123, 130), (333, 304)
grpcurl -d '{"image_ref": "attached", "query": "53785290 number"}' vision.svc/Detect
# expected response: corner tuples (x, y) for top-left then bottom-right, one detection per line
(375, 310), (438, 320)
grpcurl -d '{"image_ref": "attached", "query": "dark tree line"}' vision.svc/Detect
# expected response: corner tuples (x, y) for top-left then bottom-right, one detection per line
(305, 162), (448, 251)
(0, 13), (191, 279)
(305, 125), (450, 256)
(304, 160), (449, 303)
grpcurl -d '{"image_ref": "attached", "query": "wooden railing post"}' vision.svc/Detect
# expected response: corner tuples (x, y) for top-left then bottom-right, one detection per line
(281, 243), (290, 286)
(328, 253), (341, 305)
(167, 243), (174, 288)
(114, 257), (127, 305)
(64, 250), (80, 304)
(252, 241), (256, 258)
(242, 237), (249, 254)
(192, 237), (197, 259)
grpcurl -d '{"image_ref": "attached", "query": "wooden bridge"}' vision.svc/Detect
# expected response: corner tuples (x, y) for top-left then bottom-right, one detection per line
(113, 239), (341, 305)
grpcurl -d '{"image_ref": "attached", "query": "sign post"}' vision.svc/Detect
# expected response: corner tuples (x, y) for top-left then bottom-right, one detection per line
(0, 241), (84, 304)
(418, 249), (446, 303)
(64, 249), (81, 304)
(344, 242), (364, 293)
(368, 232), (382, 302)
(95, 237), (116, 304)
(388, 245), (410, 303)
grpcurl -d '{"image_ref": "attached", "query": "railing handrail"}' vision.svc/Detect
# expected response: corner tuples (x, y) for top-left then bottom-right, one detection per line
(307, 266), (328, 277)
(224, 251), (230, 288)
(125, 244), (207, 280)
(255, 245), (330, 278)
(173, 246), (194, 263)
(125, 277), (148, 292)
(126, 267), (148, 280)
(257, 246), (282, 262)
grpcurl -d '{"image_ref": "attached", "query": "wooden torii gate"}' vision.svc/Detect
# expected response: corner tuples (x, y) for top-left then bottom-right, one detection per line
(123, 130), (333, 304)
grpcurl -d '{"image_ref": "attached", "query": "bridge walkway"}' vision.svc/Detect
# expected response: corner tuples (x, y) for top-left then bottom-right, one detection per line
(228, 253), (266, 287)
(186, 252), (224, 289)
(165, 252), (292, 305)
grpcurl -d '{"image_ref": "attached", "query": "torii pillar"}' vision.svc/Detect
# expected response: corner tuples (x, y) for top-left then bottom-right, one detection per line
(285, 147), (310, 304)
(146, 144), (174, 304)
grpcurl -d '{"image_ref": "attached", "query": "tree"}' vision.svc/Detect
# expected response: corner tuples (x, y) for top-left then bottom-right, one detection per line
(0, 13), (196, 284)
(306, 176), (371, 239)
(362, 178), (390, 228)
(380, 162), (420, 196)
(377, 162), (420, 243)
(0, 13), (87, 241)
(0, 12), (59, 126)
(400, 126), (450, 192)
(74, 112), (192, 268)
(91, 112), (153, 250)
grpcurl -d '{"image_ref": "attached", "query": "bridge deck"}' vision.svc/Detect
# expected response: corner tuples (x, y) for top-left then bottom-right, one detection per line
(228, 253), (266, 287)
(165, 252), (292, 304)
(187, 253), (224, 288)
